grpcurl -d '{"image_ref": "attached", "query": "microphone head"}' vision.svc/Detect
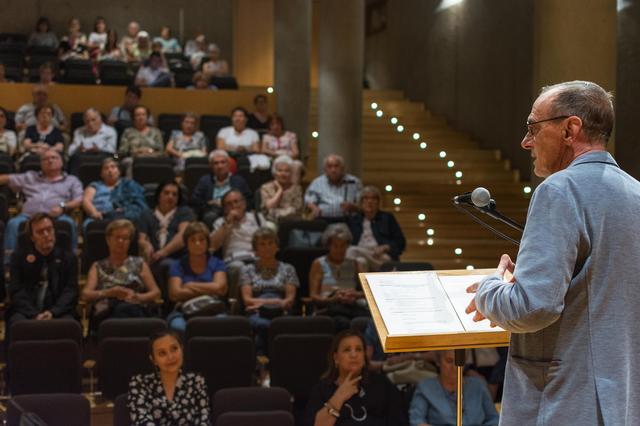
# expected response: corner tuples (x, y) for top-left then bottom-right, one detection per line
(471, 187), (491, 207)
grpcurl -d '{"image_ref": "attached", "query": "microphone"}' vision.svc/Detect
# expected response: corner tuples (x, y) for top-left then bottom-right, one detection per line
(453, 187), (491, 207)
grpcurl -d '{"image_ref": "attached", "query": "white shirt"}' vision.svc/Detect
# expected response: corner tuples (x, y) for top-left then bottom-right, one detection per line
(68, 123), (117, 156)
(217, 126), (259, 151)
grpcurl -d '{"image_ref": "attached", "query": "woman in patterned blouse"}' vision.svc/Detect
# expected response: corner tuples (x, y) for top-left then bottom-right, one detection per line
(128, 329), (211, 425)
(81, 219), (160, 328)
(239, 227), (299, 355)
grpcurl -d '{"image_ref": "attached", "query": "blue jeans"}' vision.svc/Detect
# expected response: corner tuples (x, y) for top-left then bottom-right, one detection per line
(249, 313), (272, 356)
(4, 213), (77, 256)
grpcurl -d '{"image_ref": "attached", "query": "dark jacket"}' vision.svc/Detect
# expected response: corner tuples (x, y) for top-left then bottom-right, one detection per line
(9, 245), (78, 318)
(190, 173), (253, 211)
(347, 211), (406, 260)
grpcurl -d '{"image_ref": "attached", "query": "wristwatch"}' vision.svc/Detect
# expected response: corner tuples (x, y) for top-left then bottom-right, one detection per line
(59, 201), (66, 210)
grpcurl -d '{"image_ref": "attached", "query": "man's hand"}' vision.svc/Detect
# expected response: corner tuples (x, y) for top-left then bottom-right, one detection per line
(465, 254), (515, 325)
(150, 249), (166, 264)
(35, 310), (53, 320)
(307, 203), (321, 219)
(374, 245), (390, 256)
(49, 206), (63, 217)
(226, 210), (243, 224)
(91, 210), (103, 220)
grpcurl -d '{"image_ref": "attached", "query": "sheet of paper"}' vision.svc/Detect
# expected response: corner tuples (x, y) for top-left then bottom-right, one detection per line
(365, 272), (465, 335)
(438, 274), (506, 332)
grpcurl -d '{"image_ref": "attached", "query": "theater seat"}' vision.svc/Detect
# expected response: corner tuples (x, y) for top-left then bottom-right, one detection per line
(6, 393), (90, 426)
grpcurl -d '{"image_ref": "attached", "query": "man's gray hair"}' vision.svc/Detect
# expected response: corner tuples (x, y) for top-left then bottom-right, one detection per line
(323, 154), (345, 168)
(321, 223), (353, 247)
(84, 107), (102, 120)
(540, 80), (614, 144)
(271, 155), (293, 175)
(359, 185), (381, 203)
(208, 149), (229, 162)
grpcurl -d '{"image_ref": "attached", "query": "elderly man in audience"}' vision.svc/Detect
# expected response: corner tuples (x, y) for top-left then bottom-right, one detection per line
(134, 51), (171, 87)
(346, 185), (406, 271)
(0, 149), (82, 256)
(119, 21), (140, 62)
(67, 108), (117, 174)
(190, 149), (252, 228)
(210, 190), (269, 299)
(305, 154), (362, 222)
(259, 155), (303, 222)
(7, 213), (78, 328)
(14, 85), (66, 132)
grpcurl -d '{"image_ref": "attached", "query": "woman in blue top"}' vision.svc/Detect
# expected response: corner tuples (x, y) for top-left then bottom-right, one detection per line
(167, 221), (227, 332)
(409, 350), (499, 426)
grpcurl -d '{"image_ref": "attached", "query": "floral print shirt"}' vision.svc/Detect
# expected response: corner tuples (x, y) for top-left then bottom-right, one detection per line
(128, 371), (210, 426)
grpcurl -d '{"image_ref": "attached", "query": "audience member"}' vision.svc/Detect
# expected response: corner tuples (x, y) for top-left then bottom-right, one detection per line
(210, 190), (268, 299)
(187, 72), (216, 90)
(304, 330), (408, 426)
(261, 114), (303, 182)
(88, 16), (108, 54)
(409, 350), (499, 426)
(128, 330), (211, 425)
(81, 219), (160, 326)
(108, 85), (149, 130)
(0, 106), (17, 156)
(120, 21), (140, 62)
(154, 26), (182, 54)
(240, 227), (298, 355)
(167, 222), (227, 332)
(131, 31), (152, 62)
(28, 17), (59, 50)
(59, 17), (88, 61)
(7, 213), (78, 327)
(134, 51), (171, 87)
(259, 155), (303, 222)
(190, 150), (252, 228)
(165, 113), (207, 173)
(0, 62), (13, 83)
(305, 154), (362, 222)
(247, 94), (269, 134)
(346, 186), (406, 271)
(138, 181), (195, 265)
(1, 149), (82, 255)
(216, 107), (260, 153)
(118, 105), (163, 176)
(19, 104), (65, 165)
(201, 43), (229, 78)
(38, 62), (56, 85)
(67, 108), (117, 174)
(15, 85), (66, 132)
(187, 34), (208, 69)
(309, 223), (367, 331)
(82, 157), (147, 227)
(98, 29), (122, 61)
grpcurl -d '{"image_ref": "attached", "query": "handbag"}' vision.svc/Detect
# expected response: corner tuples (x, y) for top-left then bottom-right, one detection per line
(288, 229), (322, 248)
(258, 303), (285, 320)
(181, 295), (226, 318)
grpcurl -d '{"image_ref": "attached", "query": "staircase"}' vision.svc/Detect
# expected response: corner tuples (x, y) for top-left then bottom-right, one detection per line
(309, 90), (531, 270)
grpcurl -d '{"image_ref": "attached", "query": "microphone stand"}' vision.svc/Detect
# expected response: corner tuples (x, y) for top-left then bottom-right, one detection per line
(452, 199), (524, 246)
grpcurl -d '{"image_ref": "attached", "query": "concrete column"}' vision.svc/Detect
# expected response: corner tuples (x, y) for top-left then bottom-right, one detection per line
(616, 0), (640, 179)
(274, 0), (312, 159)
(317, 0), (365, 175)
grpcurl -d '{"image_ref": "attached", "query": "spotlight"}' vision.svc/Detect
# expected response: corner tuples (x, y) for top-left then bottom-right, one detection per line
(370, 102), (378, 110)
(311, 131), (319, 138)
(385, 185), (393, 192)
(466, 265), (475, 270)
(439, 151), (447, 158)
(447, 161), (455, 168)
(426, 228), (434, 236)
(418, 213), (426, 221)
(376, 110), (383, 117)
(524, 186), (532, 194)
(427, 238), (434, 246)
(266, 86), (274, 93)
(390, 117), (398, 125)
(412, 132), (420, 140)
(454, 248), (462, 255)
(419, 142), (427, 149)
(396, 125), (404, 132)
(393, 197), (401, 205)
(455, 171), (463, 178)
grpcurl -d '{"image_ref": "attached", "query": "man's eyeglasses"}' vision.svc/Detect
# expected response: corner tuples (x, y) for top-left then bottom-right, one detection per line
(525, 115), (569, 138)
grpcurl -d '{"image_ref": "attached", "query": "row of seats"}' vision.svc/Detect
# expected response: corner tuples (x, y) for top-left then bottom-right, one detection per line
(6, 387), (295, 426)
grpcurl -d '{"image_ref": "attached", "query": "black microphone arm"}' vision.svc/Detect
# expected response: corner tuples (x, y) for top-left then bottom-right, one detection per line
(452, 187), (525, 246)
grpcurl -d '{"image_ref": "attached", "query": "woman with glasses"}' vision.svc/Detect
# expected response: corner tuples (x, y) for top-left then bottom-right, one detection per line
(304, 329), (408, 426)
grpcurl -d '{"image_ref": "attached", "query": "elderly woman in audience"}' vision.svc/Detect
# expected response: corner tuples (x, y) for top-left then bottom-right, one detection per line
(261, 114), (303, 182)
(187, 34), (208, 69)
(128, 329), (210, 425)
(346, 186), (406, 271)
(0, 107), (17, 157)
(82, 157), (147, 227)
(154, 26), (182, 54)
(240, 227), (298, 354)
(167, 221), (227, 333)
(409, 350), (499, 426)
(20, 104), (64, 165)
(309, 224), (368, 331)
(59, 17), (88, 61)
(304, 329), (408, 426)
(216, 107), (260, 154)
(165, 113), (208, 174)
(28, 17), (59, 49)
(81, 219), (161, 327)
(202, 43), (229, 78)
(118, 105), (163, 176)
(259, 155), (303, 222)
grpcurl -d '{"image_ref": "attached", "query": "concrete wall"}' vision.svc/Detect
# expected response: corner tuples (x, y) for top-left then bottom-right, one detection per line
(0, 0), (233, 69)
(365, 0), (535, 180)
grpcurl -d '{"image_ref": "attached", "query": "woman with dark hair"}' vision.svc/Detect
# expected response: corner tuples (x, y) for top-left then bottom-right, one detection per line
(0, 106), (17, 156)
(98, 29), (122, 61)
(216, 107), (260, 153)
(128, 329), (211, 425)
(88, 16), (108, 54)
(118, 104), (163, 177)
(167, 221), (227, 332)
(165, 113), (208, 174)
(59, 17), (88, 61)
(20, 104), (64, 165)
(81, 219), (161, 326)
(138, 181), (196, 265)
(28, 17), (59, 49)
(305, 330), (408, 426)
(261, 114), (299, 159)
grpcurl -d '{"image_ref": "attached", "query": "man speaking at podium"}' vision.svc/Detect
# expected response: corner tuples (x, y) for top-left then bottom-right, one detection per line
(466, 81), (640, 425)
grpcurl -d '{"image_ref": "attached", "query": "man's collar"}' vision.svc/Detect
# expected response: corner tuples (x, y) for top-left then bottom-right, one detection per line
(568, 150), (617, 168)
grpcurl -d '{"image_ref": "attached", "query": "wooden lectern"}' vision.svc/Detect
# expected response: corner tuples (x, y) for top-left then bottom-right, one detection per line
(359, 269), (510, 426)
